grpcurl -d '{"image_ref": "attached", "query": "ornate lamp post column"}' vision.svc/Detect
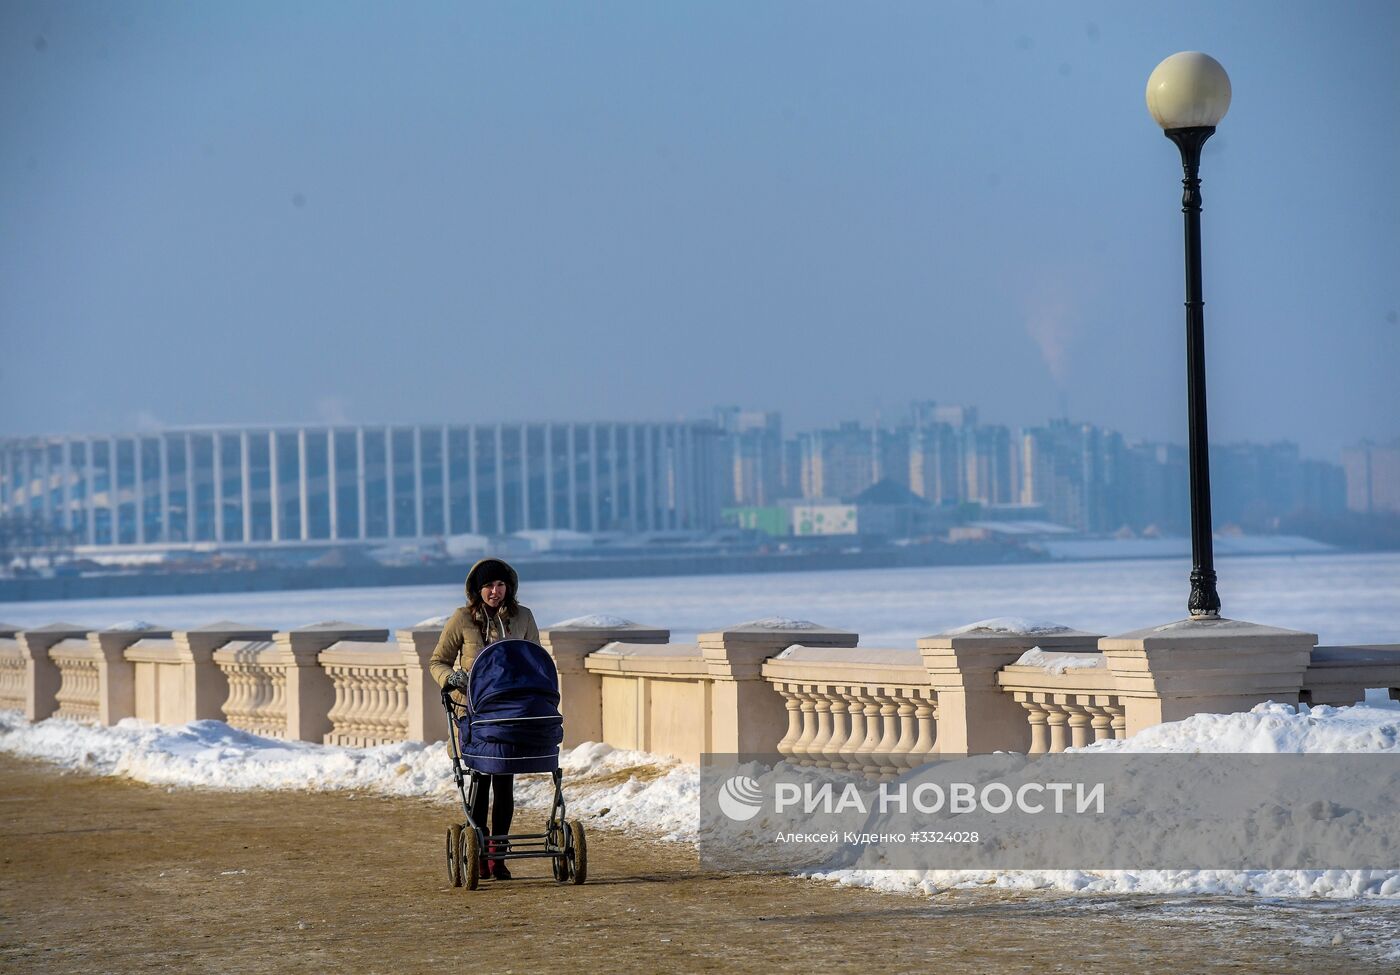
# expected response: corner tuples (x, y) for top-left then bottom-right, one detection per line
(1147, 52), (1232, 619)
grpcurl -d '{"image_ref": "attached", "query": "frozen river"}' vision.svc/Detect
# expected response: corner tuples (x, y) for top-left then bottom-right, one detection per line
(2, 551), (1398, 647)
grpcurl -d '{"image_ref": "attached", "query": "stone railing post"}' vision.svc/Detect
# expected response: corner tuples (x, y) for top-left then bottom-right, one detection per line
(1101, 618), (1316, 736)
(93, 623), (172, 726)
(273, 622), (389, 743)
(0, 623), (25, 712)
(919, 622), (1102, 754)
(397, 618), (454, 744)
(170, 622), (278, 723)
(700, 620), (857, 755)
(18, 623), (90, 721)
(541, 618), (670, 748)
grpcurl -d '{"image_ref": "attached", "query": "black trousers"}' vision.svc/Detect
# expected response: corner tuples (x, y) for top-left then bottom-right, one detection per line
(469, 773), (515, 842)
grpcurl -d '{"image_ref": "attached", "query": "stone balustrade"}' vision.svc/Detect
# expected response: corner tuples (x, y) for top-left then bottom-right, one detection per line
(996, 652), (1125, 754)
(50, 637), (101, 722)
(542, 618), (671, 748)
(762, 646), (936, 775)
(213, 639), (286, 738)
(129, 623), (277, 726)
(18, 623), (89, 720)
(0, 623), (25, 711)
(1301, 645), (1400, 706)
(319, 641), (410, 747)
(585, 641), (709, 761)
(2, 612), (1398, 763)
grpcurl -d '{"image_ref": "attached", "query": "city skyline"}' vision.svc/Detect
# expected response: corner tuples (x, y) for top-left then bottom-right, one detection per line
(4, 395), (1380, 463)
(6, 400), (1390, 554)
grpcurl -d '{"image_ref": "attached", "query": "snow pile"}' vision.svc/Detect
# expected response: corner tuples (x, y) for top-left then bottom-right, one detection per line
(815, 702), (1400, 900)
(815, 866), (1400, 900)
(946, 617), (1074, 636)
(413, 614), (453, 628)
(736, 617), (824, 630)
(0, 709), (697, 841)
(0, 711), (455, 797)
(104, 620), (165, 632)
(516, 741), (698, 842)
(1078, 701), (1400, 754)
(1011, 647), (1106, 674)
(548, 614), (639, 629)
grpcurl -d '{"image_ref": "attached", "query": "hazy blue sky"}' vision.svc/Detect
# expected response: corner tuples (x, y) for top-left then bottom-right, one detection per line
(3, 1), (1396, 459)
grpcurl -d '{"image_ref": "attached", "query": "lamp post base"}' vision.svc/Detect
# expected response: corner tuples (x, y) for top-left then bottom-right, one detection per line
(1188, 568), (1222, 620)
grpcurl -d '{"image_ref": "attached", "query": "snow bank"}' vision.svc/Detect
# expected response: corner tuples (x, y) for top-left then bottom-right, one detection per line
(0, 710), (697, 842)
(814, 702), (1400, 900)
(1078, 701), (1400, 754)
(1011, 647), (1106, 674)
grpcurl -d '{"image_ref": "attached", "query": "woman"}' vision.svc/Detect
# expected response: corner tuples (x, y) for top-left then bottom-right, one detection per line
(430, 557), (540, 880)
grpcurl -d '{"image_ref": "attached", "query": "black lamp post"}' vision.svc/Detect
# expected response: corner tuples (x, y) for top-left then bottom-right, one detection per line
(1147, 52), (1232, 620)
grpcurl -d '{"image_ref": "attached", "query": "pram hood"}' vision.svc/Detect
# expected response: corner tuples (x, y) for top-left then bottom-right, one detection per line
(459, 639), (563, 774)
(467, 638), (561, 717)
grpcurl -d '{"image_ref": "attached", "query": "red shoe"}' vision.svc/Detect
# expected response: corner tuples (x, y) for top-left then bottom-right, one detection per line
(488, 842), (512, 880)
(478, 853), (492, 879)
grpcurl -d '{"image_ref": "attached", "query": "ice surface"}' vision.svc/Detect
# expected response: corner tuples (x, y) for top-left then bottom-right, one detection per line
(4, 552), (1397, 648)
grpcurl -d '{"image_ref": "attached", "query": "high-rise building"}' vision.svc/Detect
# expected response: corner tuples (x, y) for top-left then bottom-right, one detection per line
(798, 422), (876, 501)
(966, 424), (1016, 506)
(1121, 443), (1189, 533)
(1210, 442), (1304, 528)
(1342, 440), (1400, 514)
(1019, 421), (1126, 531)
(910, 422), (964, 505)
(1298, 459), (1347, 516)
(714, 408), (784, 506)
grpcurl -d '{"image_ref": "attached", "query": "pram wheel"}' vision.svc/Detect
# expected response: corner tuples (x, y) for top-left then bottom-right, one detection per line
(550, 824), (569, 882)
(462, 827), (482, 891)
(568, 820), (588, 885)
(447, 824), (463, 887)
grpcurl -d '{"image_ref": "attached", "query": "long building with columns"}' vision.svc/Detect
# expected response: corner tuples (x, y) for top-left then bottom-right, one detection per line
(0, 422), (723, 551)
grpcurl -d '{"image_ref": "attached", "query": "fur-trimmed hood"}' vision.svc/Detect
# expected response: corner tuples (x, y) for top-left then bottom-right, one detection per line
(464, 557), (519, 603)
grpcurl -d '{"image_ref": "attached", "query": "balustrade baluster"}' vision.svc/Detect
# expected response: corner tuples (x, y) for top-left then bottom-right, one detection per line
(1067, 703), (1092, 749)
(808, 692), (834, 768)
(1046, 707), (1069, 753)
(1024, 699), (1050, 755)
(890, 693), (918, 768)
(817, 686), (851, 767)
(791, 685), (819, 765)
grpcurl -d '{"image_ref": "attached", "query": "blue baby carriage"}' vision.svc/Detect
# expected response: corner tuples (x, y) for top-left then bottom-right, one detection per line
(442, 638), (587, 889)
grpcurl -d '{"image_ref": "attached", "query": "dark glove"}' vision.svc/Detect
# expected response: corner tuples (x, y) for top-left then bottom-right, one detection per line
(447, 670), (470, 691)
